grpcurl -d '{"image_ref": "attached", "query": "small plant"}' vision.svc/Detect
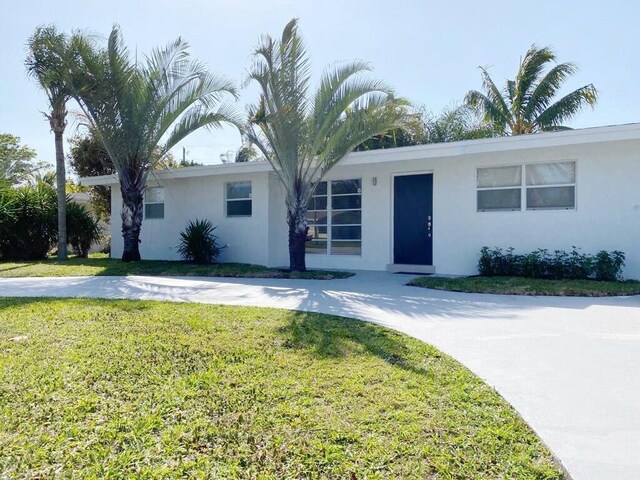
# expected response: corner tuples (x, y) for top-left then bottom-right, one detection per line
(177, 218), (224, 264)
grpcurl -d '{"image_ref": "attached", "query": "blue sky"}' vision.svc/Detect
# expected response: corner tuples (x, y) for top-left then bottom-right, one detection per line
(1, 0), (639, 167)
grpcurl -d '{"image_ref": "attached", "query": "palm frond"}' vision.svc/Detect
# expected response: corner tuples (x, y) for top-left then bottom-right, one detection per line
(524, 62), (578, 120)
(534, 84), (598, 129)
(512, 45), (555, 115)
(465, 67), (511, 132)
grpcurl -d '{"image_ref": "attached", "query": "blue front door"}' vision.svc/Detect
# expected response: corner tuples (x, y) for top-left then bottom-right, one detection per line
(393, 174), (433, 265)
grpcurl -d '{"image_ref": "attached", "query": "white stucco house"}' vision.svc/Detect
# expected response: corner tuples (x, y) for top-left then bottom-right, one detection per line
(80, 123), (640, 279)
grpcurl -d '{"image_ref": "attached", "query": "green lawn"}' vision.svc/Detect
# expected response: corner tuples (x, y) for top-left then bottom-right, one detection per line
(0, 254), (352, 280)
(409, 275), (640, 296)
(0, 298), (564, 479)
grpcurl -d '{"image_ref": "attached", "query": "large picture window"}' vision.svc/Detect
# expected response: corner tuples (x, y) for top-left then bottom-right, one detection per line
(477, 161), (576, 212)
(144, 187), (164, 219)
(226, 181), (252, 217)
(307, 179), (361, 255)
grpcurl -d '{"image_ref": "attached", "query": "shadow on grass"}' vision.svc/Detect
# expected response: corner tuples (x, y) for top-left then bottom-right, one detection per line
(279, 311), (428, 374)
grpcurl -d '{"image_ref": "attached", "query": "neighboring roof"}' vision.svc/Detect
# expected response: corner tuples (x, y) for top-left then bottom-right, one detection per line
(80, 122), (640, 186)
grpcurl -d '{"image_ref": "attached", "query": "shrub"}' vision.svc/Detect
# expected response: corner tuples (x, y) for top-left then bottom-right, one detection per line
(593, 250), (625, 281)
(177, 218), (224, 264)
(478, 246), (626, 281)
(0, 183), (57, 260)
(66, 202), (103, 258)
(0, 183), (102, 260)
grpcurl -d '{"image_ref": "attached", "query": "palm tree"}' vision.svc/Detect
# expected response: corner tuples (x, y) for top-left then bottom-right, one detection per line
(245, 19), (407, 272)
(465, 45), (598, 135)
(26, 25), (83, 259)
(69, 27), (240, 261)
(423, 104), (499, 143)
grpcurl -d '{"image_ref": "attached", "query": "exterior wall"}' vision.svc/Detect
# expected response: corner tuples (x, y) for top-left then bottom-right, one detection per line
(108, 136), (640, 279)
(110, 172), (272, 265)
(278, 140), (640, 279)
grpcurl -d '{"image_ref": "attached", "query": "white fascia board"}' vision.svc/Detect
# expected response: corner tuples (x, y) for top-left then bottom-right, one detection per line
(79, 160), (273, 186)
(79, 123), (640, 186)
(341, 122), (640, 166)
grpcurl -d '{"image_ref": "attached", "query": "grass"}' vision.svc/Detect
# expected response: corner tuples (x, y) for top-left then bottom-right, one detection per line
(409, 275), (640, 296)
(0, 254), (352, 280)
(0, 298), (564, 479)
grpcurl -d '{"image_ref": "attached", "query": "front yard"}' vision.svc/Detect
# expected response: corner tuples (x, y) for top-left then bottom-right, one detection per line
(0, 298), (564, 479)
(0, 254), (352, 280)
(409, 275), (640, 296)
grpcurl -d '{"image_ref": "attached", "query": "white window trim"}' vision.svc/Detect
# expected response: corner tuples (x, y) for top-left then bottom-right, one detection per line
(144, 186), (165, 220)
(307, 178), (362, 256)
(477, 161), (577, 212)
(225, 181), (253, 218)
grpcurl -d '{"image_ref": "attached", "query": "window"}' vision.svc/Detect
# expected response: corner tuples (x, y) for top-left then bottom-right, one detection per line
(477, 162), (576, 212)
(477, 165), (522, 211)
(526, 161), (575, 210)
(144, 187), (164, 219)
(307, 179), (362, 255)
(226, 181), (252, 217)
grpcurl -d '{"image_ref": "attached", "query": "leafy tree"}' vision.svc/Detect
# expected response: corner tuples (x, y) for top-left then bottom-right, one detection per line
(423, 104), (498, 143)
(245, 19), (406, 271)
(0, 133), (45, 187)
(68, 27), (240, 261)
(26, 25), (86, 259)
(67, 133), (114, 221)
(465, 45), (598, 135)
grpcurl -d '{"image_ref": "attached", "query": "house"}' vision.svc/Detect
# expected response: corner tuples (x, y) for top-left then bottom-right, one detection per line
(80, 123), (640, 279)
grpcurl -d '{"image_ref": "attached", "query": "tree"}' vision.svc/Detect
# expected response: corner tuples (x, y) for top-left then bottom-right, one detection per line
(465, 45), (598, 135)
(68, 27), (240, 261)
(67, 133), (115, 221)
(0, 133), (45, 187)
(26, 25), (84, 260)
(354, 105), (425, 151)
(245, 19), (406, 271)
(423, 104), (498, 143)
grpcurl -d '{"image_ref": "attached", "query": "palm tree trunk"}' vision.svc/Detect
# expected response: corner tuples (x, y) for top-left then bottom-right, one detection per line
(287, 201), (308, 272)
(120, 175), (144, 262)
(53, 129), (67, 260)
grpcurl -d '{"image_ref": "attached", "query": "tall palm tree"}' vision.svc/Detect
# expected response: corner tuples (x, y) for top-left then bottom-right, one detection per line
(26, 25), (83, 259)
(69, 27), (240, 261)
(245, 19), (407, 272)
(465, 45), (598, 135)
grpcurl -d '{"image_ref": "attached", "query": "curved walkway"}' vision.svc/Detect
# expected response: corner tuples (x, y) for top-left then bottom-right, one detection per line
(1, 271), (639, 480)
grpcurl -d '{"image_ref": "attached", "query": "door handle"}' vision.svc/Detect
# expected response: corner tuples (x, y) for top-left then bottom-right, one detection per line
(427, 215), (432, 238)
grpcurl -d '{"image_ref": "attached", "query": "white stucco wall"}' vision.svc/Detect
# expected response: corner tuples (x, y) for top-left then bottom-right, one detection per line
(105, 128), (640, 279)
(110, 171), (272, 265)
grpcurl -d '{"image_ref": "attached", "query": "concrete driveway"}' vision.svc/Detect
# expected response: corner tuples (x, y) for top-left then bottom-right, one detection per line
(1, 271), (639, 480)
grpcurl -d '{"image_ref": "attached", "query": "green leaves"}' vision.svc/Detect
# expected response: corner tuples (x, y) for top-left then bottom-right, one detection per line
(465, 45), (598, 135)
(246, 18), (407, 208)
(70, 26), (240, 182)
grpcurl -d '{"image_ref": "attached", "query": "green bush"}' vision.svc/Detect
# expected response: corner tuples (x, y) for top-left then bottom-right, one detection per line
(0, 183), (57, 260)
(0, 183), (102, 260)
(66, 202), (102, 258)
(478, 246), (626, 281)
(177, 218), (224, 264)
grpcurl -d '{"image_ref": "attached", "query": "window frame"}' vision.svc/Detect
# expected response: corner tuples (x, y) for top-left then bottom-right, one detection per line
(306, 178), (362, 256)
(476, 161), (577, 212)
(225, 180), (253, 218)
(144, 186), (165, 220)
